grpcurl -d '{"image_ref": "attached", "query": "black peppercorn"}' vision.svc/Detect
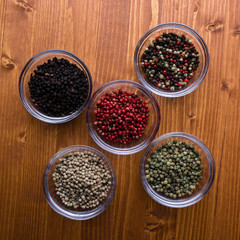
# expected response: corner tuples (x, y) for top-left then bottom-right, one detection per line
(28, 57), (89, 117)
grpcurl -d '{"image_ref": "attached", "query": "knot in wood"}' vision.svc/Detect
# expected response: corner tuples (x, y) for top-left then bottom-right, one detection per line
(188, 113), (196, 119)
(144, 212), (164, 232)
(206, 21), (223, 32)
(16, 1), (33, 12)
(194, 2), (199, 12)
(2, 56), (16, 69)
(234, 26), (240, 35)
(221, 82), (229, 91)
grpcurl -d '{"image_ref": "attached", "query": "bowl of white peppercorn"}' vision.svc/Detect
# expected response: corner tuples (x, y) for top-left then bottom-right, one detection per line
(43, 145), (116, 220)
(140, 132), (215, 208)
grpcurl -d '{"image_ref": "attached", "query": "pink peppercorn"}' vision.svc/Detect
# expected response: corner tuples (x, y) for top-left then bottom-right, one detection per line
(94, 90), (149, 144)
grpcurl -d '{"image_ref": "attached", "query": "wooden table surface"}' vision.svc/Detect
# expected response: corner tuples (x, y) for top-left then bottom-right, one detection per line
(0, 0), (240, 239)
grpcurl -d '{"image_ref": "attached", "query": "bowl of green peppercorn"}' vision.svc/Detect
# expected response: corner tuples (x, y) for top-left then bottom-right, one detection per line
(19, 49), (92, 123)
(134, 23), (209, 97)
(43, 145), (116, 220)
(140, 132), (215, 208)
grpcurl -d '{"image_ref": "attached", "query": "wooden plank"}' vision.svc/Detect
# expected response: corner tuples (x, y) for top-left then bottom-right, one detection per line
(0, 0), (6, 67)
(0, 0), (239, 239)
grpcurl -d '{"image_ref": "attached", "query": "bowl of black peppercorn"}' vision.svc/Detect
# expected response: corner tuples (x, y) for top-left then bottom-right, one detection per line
(19, 49), (92, 123)
(134, 23), (209, 97)
(140, 132), (215, 208)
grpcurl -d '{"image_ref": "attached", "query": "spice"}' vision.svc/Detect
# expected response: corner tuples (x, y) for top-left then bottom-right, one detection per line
(145, 140), (203, 198)
(28, 57), (89, 117)
(94, 89), (149, 144)
(140, 32), (200, 91)
(52, 151), (112, 210)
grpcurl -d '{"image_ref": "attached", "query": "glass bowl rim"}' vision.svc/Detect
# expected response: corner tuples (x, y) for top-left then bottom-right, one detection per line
(19, 49), (93, 124)
(42, 145), (116, 220)
(140, 132), (215, 208)
(134, 22), (209, 98)
(86, 79), (161, 155)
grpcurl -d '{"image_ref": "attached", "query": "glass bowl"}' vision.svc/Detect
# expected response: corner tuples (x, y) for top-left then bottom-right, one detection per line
(134, 23), (209, 97)
(19, 49), (92, 123)
(86, 80), (160, 155)
(140, 132), (215, 208)
(42, 145), (116, 220)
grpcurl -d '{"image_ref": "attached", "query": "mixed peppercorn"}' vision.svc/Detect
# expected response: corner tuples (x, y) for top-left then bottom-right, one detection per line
(28, 57), (89, 117)
(94, 89), (149, 144)
(140, 32), (200, 91)
(145, 140), (203, 198)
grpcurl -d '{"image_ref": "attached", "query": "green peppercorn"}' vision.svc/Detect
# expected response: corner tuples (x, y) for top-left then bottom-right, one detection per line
(144, 140), (203, 199)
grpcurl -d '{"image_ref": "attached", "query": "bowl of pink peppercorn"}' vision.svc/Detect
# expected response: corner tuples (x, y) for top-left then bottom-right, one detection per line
(86, 80), (160, 155)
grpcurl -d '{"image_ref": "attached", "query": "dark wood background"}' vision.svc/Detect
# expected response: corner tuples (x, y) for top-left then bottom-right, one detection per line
(0, 0), (239, 239)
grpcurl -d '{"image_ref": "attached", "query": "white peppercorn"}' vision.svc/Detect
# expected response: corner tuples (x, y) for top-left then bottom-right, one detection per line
(53, 151), (112, 210)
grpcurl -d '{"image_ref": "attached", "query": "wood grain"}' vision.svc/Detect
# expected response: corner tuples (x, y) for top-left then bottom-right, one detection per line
(0, 0), (239, 239)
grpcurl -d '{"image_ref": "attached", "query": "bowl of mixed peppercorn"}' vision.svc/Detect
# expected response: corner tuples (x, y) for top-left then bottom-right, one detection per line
(140, 132), (215, 208)
(134, 23), (209, 97)
(43, 145), (116, 220)
(86, 80), (160, 155)
(19, 49), (92, 123)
